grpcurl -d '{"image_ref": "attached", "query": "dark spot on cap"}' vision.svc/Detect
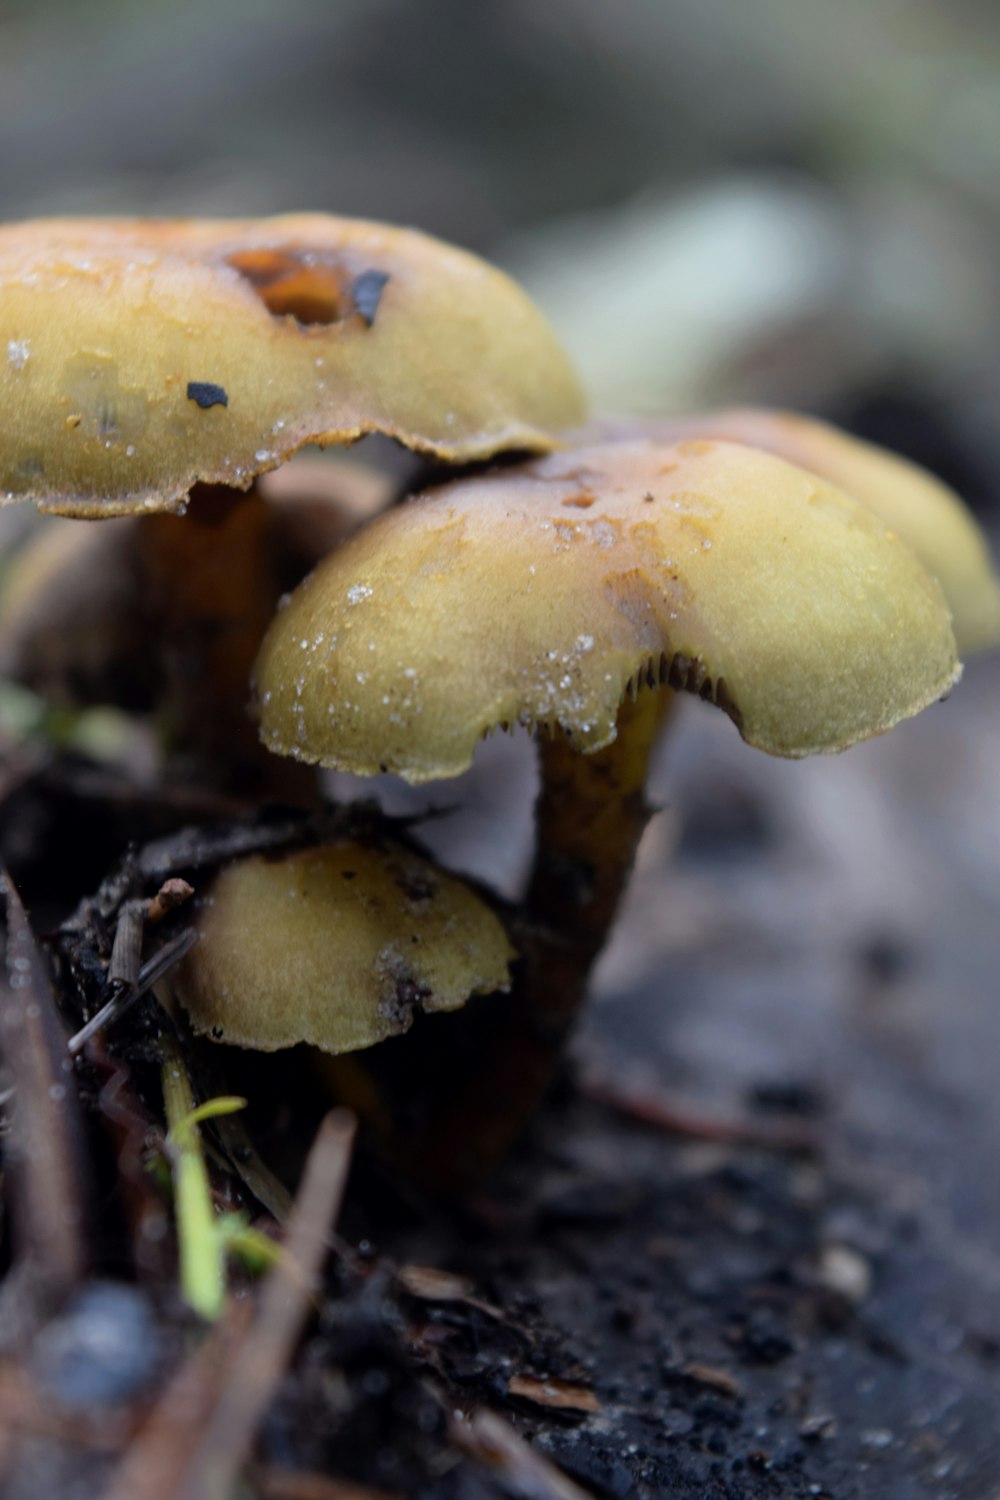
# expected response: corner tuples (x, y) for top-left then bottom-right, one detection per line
(351, 270), (391, 327)
(187, 382), (229, 410)
(341, 870), (357, 881)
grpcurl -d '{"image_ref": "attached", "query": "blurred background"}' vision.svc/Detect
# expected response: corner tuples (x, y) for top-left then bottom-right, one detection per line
(3, 0), (1000, 505)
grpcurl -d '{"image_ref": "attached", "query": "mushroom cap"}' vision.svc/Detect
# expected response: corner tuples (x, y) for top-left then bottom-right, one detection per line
(254, 438), (960, 777)
(593, 409), (1000, 654)
(175, 841), (516, 1055)
(0, 215), (585, 517)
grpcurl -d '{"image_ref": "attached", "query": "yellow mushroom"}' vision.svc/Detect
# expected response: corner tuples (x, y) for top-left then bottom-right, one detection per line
(256, 437), (959, 776)
(591, 408), (1000, 655)
(0, 214), (585, 517)
(0, 213), (584, 791)
(174, 840), (516, 1056)
(251, 438), (960, 1180)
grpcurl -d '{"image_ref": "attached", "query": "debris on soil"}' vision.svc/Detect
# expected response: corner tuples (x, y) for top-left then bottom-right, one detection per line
(0, 643), (998, 1499)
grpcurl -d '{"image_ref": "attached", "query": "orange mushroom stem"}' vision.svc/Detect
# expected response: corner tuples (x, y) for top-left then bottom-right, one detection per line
(528, 689), (674, 1027)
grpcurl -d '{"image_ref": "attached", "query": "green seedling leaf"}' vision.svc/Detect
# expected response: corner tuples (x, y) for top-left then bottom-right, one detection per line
(217, 1214), (283, 1275)
(167, 1094), (248, 1145)
(160, 1038), (229, 1322)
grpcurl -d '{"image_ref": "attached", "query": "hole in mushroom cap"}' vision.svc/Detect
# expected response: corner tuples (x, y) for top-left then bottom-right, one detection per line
(227, 247), (352, 327)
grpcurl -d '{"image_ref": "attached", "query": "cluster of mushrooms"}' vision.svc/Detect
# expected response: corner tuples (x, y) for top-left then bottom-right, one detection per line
(2, 215), (999, 1187)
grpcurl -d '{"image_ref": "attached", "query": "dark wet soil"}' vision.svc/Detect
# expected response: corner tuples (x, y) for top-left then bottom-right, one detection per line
(0, 636), (998, 1500)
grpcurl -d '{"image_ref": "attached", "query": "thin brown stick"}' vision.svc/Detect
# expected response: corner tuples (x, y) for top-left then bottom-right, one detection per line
(98, 1301), (253, 1500)
(99, 1110), (355, 1500)
(579, 1071), (821, 1153)
(449, 1406), (597, 1500)
(91, 1048), (173, 1280)
(176, 1110), (356, 1500)
(0, 867), (91, 1308)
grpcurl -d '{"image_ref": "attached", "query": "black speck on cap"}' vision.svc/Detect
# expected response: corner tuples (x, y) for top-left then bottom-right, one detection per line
(352, 271), (390, 328)
(187, 381), (229, 410)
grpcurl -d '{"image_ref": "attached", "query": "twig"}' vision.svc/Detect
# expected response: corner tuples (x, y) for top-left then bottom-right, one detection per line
(108, 899), (145, 991)
(0, 1361), (137, 1453)
(97, 1300), (253, 1500)
(449, 1406), (597, 1500)
(98, 1112), (354, 1500)
(579, 1070), (821, 1153)
(138, 813), (314, 883)
(147, 878), (195, 924)
(0, 866), (91, 1308)
(68, 928), (198, 1056)
(175, 1110), (356, 1500)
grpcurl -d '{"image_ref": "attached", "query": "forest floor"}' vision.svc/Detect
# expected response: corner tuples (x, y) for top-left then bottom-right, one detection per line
(0, 631), (997, 1500)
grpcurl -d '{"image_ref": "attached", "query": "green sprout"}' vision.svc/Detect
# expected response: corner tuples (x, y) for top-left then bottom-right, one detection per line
(160, 1036), (279, 1319)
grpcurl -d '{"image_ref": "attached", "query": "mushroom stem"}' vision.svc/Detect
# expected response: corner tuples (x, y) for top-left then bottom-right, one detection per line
(139, 485), (320, 804)
(528, 687), (677, 1009)
(354, 690), (680, 1193)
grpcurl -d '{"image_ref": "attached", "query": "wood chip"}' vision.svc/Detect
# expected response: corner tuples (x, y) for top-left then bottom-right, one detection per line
(147, 879), (195, 923)
(506, 1376), (600, 1414)
(682, 1362), (744, 1400)
(396, 1264), (503, 1319)
(0, 867), (92, 1308)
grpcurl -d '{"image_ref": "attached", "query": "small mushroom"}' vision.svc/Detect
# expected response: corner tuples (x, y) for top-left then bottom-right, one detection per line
(591, 408), (1000, 654)
(173, 840), (516, 1055)
(253, 437), (961, 1173)
(0, 214), (584, 791)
